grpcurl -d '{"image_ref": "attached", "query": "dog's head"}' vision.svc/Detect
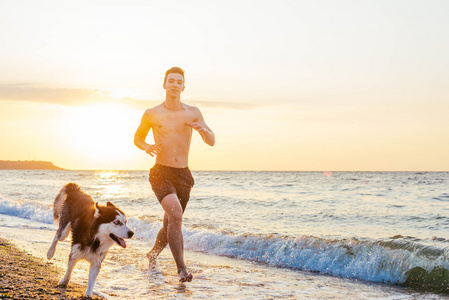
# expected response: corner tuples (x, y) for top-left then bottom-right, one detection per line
(92, 202), (134, 248)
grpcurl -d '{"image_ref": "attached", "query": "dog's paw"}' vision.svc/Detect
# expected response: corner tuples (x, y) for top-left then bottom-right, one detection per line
(47, 242), (57, 260)
(58, 280), (68, 287)
(47, 248), (55, 260)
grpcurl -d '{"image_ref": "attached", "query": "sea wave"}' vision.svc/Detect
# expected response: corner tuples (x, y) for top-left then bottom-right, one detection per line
(189, 232), (449, 284)
(0, 195), (53, 224)
(130, 217), (449, 289)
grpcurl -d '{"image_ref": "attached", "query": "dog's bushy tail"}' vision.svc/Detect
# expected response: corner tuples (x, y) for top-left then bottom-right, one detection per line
(53, 183), (80, 221)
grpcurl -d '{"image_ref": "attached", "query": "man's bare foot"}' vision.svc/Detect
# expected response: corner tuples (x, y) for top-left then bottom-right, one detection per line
(179, 269), (193, 283)
(179, 273), (193, 283)
(146, 251), (157, 269)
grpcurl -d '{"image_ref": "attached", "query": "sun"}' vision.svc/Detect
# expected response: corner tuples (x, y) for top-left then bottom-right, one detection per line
(64, 103), (141, 169)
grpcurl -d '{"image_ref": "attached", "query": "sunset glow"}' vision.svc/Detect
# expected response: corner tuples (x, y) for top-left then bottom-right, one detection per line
(64, 104), (137, 164)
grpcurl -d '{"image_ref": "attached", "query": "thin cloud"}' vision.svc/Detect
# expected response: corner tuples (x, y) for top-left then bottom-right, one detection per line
(188, 100), (257, 110)
(0, 83), (257, 110)
(0, 83), (104, 106)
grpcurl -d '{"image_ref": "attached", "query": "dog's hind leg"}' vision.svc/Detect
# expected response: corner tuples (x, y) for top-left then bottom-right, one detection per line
(59, 250), (79, 286)
(85, 262), (101, 297)
(47, 221), (71, 260)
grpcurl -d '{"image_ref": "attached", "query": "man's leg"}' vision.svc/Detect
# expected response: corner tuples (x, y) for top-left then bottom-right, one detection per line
(147, 185), (191, 268)
(147, 213), (169, 267)
(160, 193), (192, 281)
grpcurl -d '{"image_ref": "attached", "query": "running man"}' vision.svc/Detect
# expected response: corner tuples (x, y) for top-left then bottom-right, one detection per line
(134, 67), (215, 282)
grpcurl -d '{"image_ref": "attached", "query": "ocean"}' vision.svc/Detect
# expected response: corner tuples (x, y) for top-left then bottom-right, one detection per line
(0, 170), (448, 299)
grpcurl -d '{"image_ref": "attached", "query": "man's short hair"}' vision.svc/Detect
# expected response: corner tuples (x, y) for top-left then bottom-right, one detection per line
(164, 67), (185, 84)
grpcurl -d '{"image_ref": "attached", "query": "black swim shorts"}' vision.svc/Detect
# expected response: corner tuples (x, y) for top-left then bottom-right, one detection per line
(149, 164), (195, 212)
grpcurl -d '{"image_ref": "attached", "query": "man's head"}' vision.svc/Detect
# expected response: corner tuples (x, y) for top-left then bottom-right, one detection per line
(163, 67), (185, 97)
(164, 67), (185, 85)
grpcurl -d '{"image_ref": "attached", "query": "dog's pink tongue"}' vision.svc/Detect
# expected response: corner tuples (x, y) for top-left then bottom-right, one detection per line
(118, 238), (127, 248)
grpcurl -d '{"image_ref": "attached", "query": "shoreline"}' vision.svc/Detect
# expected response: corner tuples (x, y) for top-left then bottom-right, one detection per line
(0, 237), (104, 299)
(0, 225), (445, 300)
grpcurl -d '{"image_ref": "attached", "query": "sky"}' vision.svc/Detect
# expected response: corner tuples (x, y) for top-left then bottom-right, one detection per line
(0, 0), (448, 171)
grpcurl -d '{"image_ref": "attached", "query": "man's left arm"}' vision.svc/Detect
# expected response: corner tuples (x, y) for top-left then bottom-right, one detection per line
(187, 108), (215, 146)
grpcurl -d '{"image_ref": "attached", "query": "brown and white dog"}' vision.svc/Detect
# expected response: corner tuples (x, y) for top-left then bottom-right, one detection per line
(47, 183), (134, 297)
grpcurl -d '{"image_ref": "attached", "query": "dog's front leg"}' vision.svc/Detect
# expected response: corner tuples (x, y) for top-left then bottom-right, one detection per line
(59, 255), (78, 286)
(85, 262), (101, 297)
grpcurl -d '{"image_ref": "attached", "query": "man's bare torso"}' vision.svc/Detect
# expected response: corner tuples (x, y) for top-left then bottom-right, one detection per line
(146, 104), (199, 168)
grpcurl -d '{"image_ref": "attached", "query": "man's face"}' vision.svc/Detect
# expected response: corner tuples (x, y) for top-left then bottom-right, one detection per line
(164, 73), (185, 97)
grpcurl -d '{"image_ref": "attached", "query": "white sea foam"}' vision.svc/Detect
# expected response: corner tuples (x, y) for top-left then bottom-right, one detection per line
(0, 195), (53, 224)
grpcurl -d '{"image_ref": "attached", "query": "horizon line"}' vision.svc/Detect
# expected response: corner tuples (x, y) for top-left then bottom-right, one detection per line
(20, 169), (449, 172)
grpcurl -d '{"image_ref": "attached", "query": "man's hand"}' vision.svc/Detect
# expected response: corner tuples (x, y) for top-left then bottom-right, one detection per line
(186, 122), (209, 133)
(186, 121), (215, 146)
(144, 144), (163, 157)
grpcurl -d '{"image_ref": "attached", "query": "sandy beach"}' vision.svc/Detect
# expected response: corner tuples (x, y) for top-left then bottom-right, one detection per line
(0, 237), (104, 300)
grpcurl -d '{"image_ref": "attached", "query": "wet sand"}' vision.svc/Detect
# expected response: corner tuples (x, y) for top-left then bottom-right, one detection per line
(0, 237), (104, 299)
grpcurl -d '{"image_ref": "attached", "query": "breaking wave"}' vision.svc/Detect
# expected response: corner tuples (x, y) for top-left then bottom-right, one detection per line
(0, 195), (53, 224)
(130, 218), (449, 290)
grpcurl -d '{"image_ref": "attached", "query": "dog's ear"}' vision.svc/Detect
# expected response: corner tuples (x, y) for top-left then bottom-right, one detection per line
(94, 202), (101, 218)
(106, 201), (116, 208)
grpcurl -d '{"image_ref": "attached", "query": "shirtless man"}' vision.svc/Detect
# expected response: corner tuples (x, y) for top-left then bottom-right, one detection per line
(134, 67), (215, 283)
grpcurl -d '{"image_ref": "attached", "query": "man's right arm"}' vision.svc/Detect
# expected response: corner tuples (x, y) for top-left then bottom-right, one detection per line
(134, 110), (162, 157)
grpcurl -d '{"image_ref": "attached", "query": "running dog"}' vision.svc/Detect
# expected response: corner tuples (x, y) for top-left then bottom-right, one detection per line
(47, 183), (134, 297)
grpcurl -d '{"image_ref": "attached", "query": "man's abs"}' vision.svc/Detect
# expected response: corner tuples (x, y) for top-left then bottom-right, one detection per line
(155, 151), (189, 168)
(153, 136), (191, 168)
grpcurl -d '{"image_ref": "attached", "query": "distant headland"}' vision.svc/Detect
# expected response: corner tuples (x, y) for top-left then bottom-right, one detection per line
(0, 160), (64, 170)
